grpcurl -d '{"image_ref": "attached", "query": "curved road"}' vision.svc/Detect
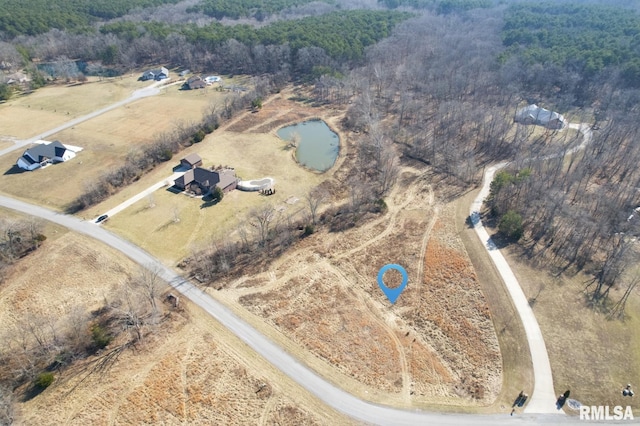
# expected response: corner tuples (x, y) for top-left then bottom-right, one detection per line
(469, 123), (593, 415)
(0, 199), (584, 425)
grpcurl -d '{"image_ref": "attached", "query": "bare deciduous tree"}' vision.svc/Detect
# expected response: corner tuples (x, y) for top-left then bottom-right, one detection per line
(249, 205), (275, 247)
(306, 186), (328, 225)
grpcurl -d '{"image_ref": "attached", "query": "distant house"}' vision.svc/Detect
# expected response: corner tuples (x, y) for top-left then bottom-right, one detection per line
(6, 71), (29, 85)
(17, 140), (76, 171)
(179, 69), (191, 77)
(140, 67), (169, 81)
(174, 167), (238, 195)
(180, 153), (203, 169)
(184, 76), (207, 90)
(515, 104), (566, 129)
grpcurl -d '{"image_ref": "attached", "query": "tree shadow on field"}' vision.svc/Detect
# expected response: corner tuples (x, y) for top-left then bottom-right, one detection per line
(21, 383), (47, 402)
(4, 165), (27, 175)
(200, 194), (219, 209)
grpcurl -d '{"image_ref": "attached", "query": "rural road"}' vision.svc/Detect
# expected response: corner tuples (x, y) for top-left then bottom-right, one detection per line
(469, 123), (593, 415)
(0, 198), (588, 425)
(0, 79), (168, 160)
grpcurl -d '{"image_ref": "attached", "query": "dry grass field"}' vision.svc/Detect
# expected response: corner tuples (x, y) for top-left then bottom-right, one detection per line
(0, 76), (145, 139)
(0, 83), (540, 417)
(0, 216), (352, 425)
(75, 93), (506, 412)
(208, 165), (504, 411)
(500, 244), (640, 414)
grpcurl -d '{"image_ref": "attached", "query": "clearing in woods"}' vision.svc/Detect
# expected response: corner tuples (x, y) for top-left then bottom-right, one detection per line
(206, 163), (505, 412)
(0, 221), (352, 425)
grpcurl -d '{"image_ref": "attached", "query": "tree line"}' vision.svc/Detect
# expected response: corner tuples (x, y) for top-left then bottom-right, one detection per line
(0, 0), (181, 37)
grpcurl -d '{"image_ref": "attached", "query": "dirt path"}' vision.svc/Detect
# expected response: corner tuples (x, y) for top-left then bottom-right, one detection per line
(327, 261), (412, 401)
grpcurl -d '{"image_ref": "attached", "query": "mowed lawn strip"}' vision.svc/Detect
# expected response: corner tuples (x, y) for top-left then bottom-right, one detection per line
(454, 188), (534, 414)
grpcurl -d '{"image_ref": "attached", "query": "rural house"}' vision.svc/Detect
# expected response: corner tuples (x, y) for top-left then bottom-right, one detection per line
(17, 140), (76, 171)
(140, 67), (169, 81)
(515, 104), (566, 129)
(184, 76), (207, 90)
(180, 153), (203, 169)
(174, 167), (238, 195)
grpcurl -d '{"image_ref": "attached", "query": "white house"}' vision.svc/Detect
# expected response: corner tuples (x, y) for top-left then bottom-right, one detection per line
(515, 104), (567, 129)
(141, 67), (169, 81)
(17, 140), (76, 171)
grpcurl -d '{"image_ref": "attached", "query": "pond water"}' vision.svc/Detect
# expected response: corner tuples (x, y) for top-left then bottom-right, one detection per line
(277, 120), (339, 172)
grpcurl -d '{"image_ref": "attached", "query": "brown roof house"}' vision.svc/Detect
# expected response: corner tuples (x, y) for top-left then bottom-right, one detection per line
(174, 167), (238, 195)
(184, 76), (207, 90)
(180, 153), (203, 169)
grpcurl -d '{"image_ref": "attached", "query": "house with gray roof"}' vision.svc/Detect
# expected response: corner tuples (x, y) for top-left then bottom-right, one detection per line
(17, 140), (76, 171)
(140, 67), (169, 81)
(180, 153), (203, 169)
(174, 167), (237, 195)
(515, 104), (566, 129)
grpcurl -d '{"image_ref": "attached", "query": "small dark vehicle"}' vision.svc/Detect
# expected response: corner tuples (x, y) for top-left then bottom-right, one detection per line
(96, 214), (109, 223)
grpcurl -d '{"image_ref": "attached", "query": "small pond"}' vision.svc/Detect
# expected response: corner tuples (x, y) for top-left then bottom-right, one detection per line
(277, 120), (339, 172)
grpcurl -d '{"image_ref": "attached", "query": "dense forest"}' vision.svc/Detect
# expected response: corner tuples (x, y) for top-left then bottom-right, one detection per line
(501, 3), (640, 88)
(0, 0), (181, 36)
(101, 10), (411, 66)
(187, 0), (334, 20)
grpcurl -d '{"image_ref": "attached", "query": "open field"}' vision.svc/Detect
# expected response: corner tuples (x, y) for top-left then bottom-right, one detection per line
(87, 92), (340, 263)
(0, 76), (146, 139)
(0, 79), (235, 211)
(204, 164), (504, 412)
(0, 216), (352, 425)
(499, 244), (640, 414)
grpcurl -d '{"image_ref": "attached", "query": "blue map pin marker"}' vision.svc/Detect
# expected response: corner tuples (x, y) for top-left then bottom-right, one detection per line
(377, 264), (408, 304)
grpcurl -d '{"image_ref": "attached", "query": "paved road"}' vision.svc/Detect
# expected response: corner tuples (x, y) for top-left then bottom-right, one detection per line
(0, 199), (588, 425)
(469, 123), (593, 415)
(0, 80), (166, 160)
